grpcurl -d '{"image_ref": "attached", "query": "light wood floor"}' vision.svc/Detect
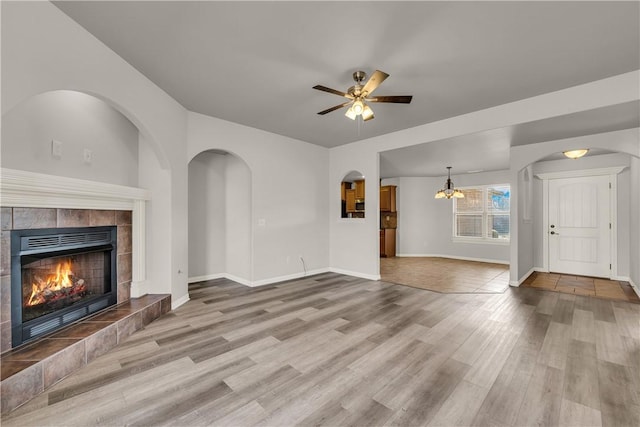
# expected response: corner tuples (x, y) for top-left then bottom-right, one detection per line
(3, 273), (639, 426)
(381, 257), (510, 293)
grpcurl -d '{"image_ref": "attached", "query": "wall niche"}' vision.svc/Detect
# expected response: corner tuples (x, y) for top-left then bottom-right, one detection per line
(341, 171), (365, 218)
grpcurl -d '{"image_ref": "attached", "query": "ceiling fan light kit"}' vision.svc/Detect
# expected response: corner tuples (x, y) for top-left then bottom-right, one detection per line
(435, 166), (465, 199)
(314, 70), (412, 121)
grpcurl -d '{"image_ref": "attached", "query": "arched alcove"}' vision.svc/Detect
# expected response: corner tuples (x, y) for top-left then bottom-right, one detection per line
(188, 149), (252, 284)
(1, 90), (141, 186)
(340, 170), (366, 218)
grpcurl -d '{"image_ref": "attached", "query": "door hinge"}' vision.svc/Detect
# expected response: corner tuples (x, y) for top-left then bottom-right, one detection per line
(610, 264), (612, 270)
(609, 223), (612, 229)
(609, 182), (612, 189)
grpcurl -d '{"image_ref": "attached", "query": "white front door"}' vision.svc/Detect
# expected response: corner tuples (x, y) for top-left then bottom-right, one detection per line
(548, 175), (611, 278)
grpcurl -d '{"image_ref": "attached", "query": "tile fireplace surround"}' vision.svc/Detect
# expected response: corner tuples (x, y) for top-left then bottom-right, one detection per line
(0, 168), (170, 414)
(1, 207), (134, 353)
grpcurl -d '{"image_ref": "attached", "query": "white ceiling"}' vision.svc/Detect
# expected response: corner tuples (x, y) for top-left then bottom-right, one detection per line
(54, 1), (639, 153)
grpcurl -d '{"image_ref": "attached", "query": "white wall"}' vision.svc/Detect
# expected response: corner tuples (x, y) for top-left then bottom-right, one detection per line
(630, 156), (640, 288)
(225, 155), (252, 281)
(188, 152), (227, 278)
(188, 151), (251, 282)
(330, 149), (380, 279)
(139, 135), (172, 294)
(1, 91), (138, 186)
(392, 170), (511, 263)
(331, 77), (638, 282)
(187, 112), (330, 284)
(2, 1), (189, 304)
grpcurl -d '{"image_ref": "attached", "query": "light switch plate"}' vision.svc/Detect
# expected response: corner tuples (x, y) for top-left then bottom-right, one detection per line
(83, 148), (93, 164)
(51, 139), (62, 159)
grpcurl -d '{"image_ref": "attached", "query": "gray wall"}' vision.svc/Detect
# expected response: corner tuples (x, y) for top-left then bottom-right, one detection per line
(2, 90), (139, 186)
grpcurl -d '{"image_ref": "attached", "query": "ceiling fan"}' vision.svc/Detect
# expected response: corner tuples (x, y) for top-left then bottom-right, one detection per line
(313, 70), (413, 121)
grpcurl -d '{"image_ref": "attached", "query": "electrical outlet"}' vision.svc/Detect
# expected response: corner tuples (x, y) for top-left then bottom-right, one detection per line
(83, 148), (93, 164)
(51, 140), (62, 159)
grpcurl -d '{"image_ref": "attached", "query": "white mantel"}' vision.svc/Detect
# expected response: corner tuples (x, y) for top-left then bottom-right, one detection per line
(0, 168), (151, 297)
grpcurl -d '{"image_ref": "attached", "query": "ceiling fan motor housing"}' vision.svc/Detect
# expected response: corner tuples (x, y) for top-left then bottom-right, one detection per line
(353, 70), (367, 83)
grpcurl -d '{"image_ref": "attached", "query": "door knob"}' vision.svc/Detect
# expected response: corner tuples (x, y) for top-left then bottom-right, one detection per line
(550, 231), (559, 235)
(550, 225), (555, 228)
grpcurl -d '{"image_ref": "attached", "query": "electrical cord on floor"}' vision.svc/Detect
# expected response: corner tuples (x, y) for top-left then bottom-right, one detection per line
(300, 256), (307, 276)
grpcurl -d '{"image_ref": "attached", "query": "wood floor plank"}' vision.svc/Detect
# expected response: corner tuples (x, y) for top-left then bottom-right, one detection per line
(571, 308), (596, 343)
(597, 359), (640, 426)
(515, 363), (564, 427)
(472, 312), (550, 426)
(563, 339), (600, 410)
(386, 358), (470, 426)
(558, 399), (602, 427)
(428, 379), (489, 426)
(537, 321), (572, 370)
(594, 319), (630, 366)
(3, 272), (640, 426)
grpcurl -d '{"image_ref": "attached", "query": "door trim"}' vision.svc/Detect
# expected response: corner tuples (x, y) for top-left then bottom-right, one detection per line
(536, 166), (625, 277)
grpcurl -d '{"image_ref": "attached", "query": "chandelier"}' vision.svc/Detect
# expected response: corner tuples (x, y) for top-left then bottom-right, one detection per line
(435, 166), (464, 199)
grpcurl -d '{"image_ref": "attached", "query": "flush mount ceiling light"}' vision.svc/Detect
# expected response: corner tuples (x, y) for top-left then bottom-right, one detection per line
(563, 149), (589, 159)
(435, 166), (464, 199)
(313, 70), (412, 121)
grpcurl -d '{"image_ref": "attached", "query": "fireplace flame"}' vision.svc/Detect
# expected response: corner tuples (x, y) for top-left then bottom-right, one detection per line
(27, 260), (75, 306)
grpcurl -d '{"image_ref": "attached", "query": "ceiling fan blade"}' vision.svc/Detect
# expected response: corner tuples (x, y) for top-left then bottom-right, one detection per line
(313, 85), (352, 98)
(362, 70), (389, 96)
(317, 101), (352, 115)
(367, 95), (413, 104)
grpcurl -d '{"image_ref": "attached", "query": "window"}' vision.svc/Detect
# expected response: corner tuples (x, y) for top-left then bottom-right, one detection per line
(454, 184), (510, 242)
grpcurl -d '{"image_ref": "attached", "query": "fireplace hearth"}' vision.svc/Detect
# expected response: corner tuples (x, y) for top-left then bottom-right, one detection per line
(10, 226), (117, 347)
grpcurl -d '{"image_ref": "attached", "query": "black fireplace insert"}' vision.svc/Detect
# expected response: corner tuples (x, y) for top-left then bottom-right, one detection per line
(11, 226), (117, 347)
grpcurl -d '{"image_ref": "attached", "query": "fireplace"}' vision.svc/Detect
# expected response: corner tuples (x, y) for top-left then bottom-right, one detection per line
(10, 226), (117, 346)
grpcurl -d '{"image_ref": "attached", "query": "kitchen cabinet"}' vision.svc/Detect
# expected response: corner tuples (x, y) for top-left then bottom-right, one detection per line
(341, 182), (350, 201)
(354, 180), (365, 200)
(380, 228), (396, 257)
(380, 185), (396, 212)
(345, 189), (356, 212)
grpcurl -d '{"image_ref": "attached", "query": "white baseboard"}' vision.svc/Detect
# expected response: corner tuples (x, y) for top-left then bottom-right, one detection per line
(171, 293), (190, 310)
(328, 267), (381, 281)
(250, 268), (330, 287)
(510, 267), (536, 287)
(626, 277), (640, 298)
(187, 268), (330, 288)
(396, 253), (509, 265)
(188, 273), (225, 284)
(611, 275), (630, 282)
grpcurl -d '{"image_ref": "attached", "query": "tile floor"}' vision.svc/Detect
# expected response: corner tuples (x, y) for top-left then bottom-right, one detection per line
(522, 272), (639, 303)
(380, 257), (510, 293)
